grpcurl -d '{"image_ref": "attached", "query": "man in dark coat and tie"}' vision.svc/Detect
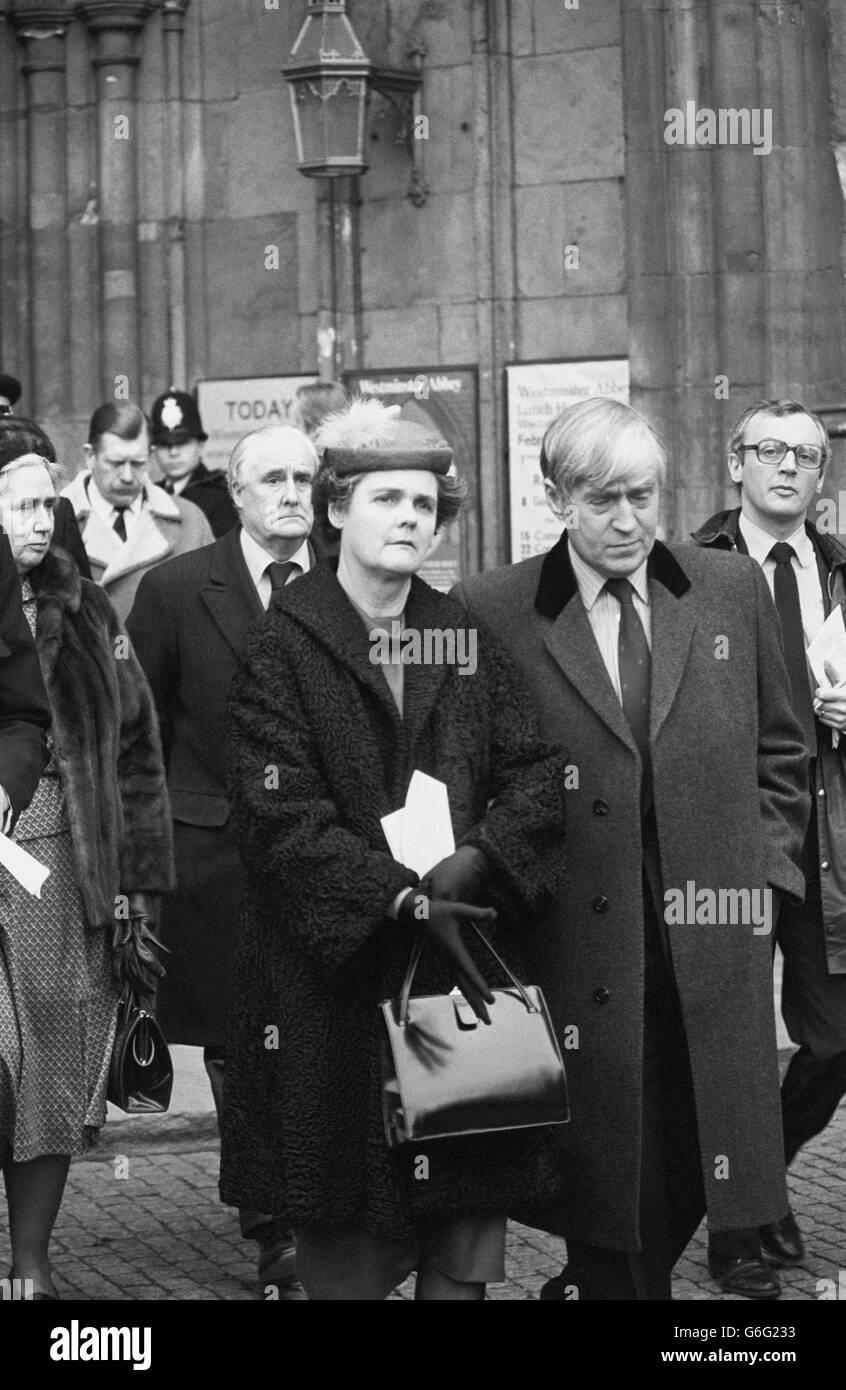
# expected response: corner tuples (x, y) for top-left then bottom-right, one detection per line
(453, 397), (810, 1301)
(149, 389), (237, 538)
(693, 398), (846, 1294)
(127, 423), (320, 1297)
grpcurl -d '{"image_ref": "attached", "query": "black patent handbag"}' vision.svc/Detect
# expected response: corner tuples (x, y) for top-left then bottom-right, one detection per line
(379, 925), (569, 1147)
(107, 987), (174, 1114)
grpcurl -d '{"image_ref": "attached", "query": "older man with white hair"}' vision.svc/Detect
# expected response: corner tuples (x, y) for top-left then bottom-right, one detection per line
(126, 423), (320, 1298)
(454, 397), (810, 1300)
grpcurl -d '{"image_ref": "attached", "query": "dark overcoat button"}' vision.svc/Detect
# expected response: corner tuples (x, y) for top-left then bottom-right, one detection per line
(592, 895), (610, 913)
(593, 799), (609, 816)
(593, 987), (610, 1005)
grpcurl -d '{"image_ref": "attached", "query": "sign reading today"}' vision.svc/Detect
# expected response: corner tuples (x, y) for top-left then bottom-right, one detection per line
(506, 359), (630, 562)
(196, 375), (318, 472)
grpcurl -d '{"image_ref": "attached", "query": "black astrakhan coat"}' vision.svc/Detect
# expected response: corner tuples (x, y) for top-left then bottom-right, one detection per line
(219, 564), (569, 1243)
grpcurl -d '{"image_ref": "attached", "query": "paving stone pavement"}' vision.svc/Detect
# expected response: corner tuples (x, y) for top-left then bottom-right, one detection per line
(1, 1068), (842, 1303)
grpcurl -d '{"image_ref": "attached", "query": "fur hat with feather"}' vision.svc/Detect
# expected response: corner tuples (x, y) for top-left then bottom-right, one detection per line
(315, 397), (453, 476)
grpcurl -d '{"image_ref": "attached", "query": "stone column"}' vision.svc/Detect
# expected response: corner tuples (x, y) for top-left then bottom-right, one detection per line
(161, 0), (189, 389)
(7, 2), (73, 419)
(75, 0), (155, 400)
(622, 0), (846, 539)
(471, 0), (517, 570)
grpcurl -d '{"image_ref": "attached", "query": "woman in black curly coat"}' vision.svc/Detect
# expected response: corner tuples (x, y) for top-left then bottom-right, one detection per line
(0, 438), (173, 1301)
(221, 401), (568, 1300)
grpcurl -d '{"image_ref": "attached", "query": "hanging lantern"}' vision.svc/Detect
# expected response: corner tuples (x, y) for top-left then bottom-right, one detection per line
(284, 0), (372, 178)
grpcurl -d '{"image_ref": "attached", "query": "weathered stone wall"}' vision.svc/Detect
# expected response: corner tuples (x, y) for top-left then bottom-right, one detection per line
(1, 0), (844, 560)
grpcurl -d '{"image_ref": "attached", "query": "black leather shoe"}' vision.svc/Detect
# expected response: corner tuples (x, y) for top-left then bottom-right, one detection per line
(759, 1212), (805, 1267)
(264, 1276), (308, 1302)
(539, 1267), (574, 1301)
(709, 1256), (781, 1300)
(255, 1223), (297, 1286)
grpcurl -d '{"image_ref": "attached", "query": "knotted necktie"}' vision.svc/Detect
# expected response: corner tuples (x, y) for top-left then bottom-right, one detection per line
(113, 506), (128, 542)
(605, 577), (652, 806)
(768, 542), (817, 752)
(161, 477), (175, 495)
(266, 561), (298, 605)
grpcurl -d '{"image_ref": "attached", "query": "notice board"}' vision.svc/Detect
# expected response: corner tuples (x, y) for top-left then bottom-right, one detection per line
(506, 359), (630, 561)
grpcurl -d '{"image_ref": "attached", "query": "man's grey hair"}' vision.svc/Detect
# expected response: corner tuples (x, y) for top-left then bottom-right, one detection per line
(541, 397), (667, 496)
(227, 424), (318, 496)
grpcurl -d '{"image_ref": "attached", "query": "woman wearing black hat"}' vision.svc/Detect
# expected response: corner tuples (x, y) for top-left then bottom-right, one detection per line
(221, 400), (568, 1300)
(0, 440), (173, 1300)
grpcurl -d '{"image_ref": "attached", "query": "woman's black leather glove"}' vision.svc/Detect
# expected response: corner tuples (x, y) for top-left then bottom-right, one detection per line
(111, 893), (168, 996)
(420, 845), (489, 905)
(397, 891), (496, 1024)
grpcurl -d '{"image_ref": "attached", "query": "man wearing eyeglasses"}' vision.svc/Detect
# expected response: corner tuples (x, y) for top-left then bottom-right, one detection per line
(693, 398), (846, 1297)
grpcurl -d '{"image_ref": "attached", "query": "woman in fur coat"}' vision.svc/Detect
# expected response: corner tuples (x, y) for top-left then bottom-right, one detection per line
(221, 401), (569, 1301)
(0, 439), (174, 1301)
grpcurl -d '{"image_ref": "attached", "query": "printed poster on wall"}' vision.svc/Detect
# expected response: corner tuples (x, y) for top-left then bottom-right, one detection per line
(506, 359), (630, 562)
(344, 366), (480, 591)
(196, 375), (318, 472)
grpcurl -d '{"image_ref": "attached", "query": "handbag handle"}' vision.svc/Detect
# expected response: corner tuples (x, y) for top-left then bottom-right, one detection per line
(397, 920), (537, 1026)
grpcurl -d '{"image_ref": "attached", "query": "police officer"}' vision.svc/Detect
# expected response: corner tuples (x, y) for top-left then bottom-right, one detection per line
(149, 389), (237, 537)
(0, 375), (22, 417)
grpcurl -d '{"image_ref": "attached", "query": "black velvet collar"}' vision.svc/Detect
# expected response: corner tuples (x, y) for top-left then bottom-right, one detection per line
(534, 531), (691, 620)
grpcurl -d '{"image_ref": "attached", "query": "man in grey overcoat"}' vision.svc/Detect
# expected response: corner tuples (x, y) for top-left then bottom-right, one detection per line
(454, 398), (810, 1300)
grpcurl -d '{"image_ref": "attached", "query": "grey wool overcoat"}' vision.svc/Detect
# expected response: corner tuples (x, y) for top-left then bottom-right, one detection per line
(219, 564), (570, 1245)
(454, 535), (810, 1250)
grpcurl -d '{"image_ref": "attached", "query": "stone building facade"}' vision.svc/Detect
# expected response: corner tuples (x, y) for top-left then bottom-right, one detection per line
(1, 0), (844, 567)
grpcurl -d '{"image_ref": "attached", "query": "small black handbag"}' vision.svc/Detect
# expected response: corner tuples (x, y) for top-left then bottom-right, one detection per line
(379, 925), (569, 1147)
(107, 987), (174, 1114)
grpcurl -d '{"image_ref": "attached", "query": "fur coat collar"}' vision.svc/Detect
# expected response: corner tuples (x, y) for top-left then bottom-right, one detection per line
(23, 546), (174, 925)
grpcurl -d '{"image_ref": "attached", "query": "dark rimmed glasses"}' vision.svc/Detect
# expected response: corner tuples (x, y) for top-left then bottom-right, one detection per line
(741, 439), (825, 470)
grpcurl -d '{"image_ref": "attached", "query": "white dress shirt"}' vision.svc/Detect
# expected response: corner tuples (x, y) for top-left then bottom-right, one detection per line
(569, 544), (652, 702)
(737, 514), (826, 649)
(239, 528), (311, 610)
(87, 476), (144, 542)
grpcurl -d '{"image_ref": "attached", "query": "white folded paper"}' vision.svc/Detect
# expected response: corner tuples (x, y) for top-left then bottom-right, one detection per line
(807, 606), (846, 751)
(380, 770), (455, 877)
(0, 832), (50, 898)
(807, 605), (846, 687)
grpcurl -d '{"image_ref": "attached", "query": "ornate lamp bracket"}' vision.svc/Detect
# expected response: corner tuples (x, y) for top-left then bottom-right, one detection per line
(369, 34), (428, 206)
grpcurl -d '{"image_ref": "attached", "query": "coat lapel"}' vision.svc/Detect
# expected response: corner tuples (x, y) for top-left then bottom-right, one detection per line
(200, 528), (263, 659)
(649, 575), (696, 743)
(99, 506), (172, 585)
(535, 533), (694, 753)
(401, 580), (453, 743)
(536, 531), (636, 753)
(80, 508), (123, 574)
(543, 598), (637, 755)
